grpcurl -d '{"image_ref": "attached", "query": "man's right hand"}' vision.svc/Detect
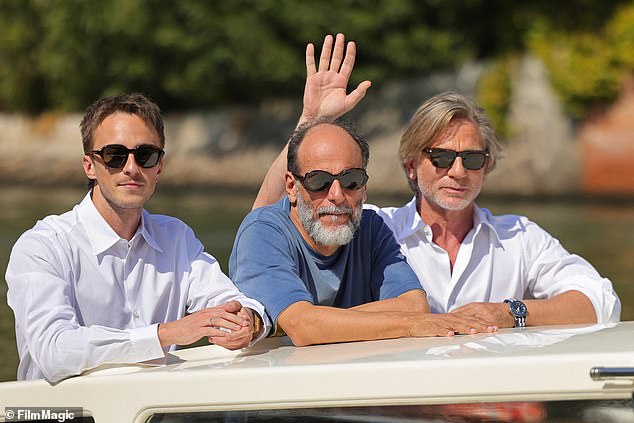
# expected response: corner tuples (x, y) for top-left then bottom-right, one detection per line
(410, 313), (498, 337)
(299, 33), (371, 125)
(157, 301), (250, 348)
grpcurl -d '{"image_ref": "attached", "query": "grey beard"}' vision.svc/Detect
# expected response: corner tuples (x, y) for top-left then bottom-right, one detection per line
(296, 190), (362, 247)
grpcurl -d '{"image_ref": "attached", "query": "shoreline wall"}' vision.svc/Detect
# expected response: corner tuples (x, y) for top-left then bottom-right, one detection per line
(1, 56), (631, 197)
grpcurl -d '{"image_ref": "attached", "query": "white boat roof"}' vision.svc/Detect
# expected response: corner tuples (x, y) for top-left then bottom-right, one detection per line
(1, 322), (634, 422)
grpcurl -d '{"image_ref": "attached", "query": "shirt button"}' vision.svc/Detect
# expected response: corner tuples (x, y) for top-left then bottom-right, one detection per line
(133, 310), (140, 318)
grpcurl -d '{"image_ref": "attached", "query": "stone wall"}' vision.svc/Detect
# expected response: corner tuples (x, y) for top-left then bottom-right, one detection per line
(2, 55), (624, 197)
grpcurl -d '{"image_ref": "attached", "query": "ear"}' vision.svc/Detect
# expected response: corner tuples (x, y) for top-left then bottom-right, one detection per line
(285, 171), (297, 203)
(156, 157), (163, 178)
(82, 155), (97, 183)
(361, 187), (367, 203)
(404, 159), (417, 181)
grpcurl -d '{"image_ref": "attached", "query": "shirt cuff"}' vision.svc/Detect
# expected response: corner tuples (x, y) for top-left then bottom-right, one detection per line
(130, 324), (165, 362)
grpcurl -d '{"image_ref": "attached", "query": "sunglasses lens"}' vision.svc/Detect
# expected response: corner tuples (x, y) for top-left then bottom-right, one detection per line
(303, 171), (333, 192)
(100, 145), (129, 168)
(135, 146), (163, 168)
(430, 151), (456, 168)
(462, 152), (487, 170)
(339, 169), (368, 190)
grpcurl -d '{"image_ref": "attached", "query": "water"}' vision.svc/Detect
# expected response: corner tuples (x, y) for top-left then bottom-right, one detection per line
(1, 185), (632, 382)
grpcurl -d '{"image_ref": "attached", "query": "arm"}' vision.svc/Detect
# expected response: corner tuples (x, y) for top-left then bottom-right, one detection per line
(451, 221), (620, 327)
(183, 234), (271, 348)
(450, 291), (597, 328)
(6, 237), (168, 382)
(351, 290), (429, 313)
(278, 301), (494, 347)
(252, 33), (371, 209)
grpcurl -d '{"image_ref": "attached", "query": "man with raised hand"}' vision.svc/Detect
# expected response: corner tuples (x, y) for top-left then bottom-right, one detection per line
(230, 35), (495, 346)
(253, 34), (620, 329)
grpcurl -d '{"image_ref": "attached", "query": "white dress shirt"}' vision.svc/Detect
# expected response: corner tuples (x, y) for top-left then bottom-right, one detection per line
(366, 198), (621, 322)
(6, 193), (269, 382)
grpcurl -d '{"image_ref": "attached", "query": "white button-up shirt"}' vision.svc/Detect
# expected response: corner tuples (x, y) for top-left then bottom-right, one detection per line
(6, 193), (268, 382)
(366, 198), (621, 322)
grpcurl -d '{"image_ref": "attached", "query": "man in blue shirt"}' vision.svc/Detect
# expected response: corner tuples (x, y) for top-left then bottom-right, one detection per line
(230, 117), (493, 346)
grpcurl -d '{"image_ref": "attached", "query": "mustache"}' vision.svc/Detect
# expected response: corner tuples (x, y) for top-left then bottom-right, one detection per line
(316, 205), (353, 217)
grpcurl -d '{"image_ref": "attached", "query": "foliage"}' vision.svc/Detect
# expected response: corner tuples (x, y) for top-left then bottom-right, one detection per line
(476, 56), (518, 139)
(526, 4), (634, 118)
(0, 0), (631, 113)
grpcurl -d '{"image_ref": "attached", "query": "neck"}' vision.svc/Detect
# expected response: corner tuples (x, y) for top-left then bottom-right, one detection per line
(417, 195), (475, 246)
(289, 205), (339, 256)
(91, 188), (142, 241)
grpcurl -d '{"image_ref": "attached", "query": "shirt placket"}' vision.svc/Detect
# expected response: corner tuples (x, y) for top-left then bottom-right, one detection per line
(123, 236), (143, 327)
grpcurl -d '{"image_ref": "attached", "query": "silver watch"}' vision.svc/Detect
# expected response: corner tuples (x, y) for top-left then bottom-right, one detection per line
(504, 298), (527, 328)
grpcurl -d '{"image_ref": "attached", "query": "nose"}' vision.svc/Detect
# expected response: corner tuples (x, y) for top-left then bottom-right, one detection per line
(326, 179), (346, 204)
(447, 156), (467, 178)
(122, 153), (140, 175)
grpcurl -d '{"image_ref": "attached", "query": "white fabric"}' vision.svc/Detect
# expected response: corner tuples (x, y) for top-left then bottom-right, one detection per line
(6, 193), (269, 382)
(365, 198), (621, 322)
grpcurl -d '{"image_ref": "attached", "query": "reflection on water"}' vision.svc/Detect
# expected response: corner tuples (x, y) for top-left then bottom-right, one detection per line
(1, 185), (633, 382)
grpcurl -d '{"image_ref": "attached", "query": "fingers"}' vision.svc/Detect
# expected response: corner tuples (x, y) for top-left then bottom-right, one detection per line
(223, 300), (243, 313)
(210, 326), (252, 350)
(339, 40), (356, 79)
(416, 314), (497, 337)
(318, 34), (334, 71)
(305, 43), (316, 76)
(346, 80), (372, 109)
(329, 33), (345, 72)
(207, 315), (247, 332)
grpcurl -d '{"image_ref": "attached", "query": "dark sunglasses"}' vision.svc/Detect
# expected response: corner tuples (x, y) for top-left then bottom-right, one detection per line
(292, 168), (369, 192)
(88, 144), (165, 169)
(423, 148), (489, 170)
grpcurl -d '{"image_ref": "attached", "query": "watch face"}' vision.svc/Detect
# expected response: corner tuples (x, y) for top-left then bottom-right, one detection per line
(510, 301), (527, 317)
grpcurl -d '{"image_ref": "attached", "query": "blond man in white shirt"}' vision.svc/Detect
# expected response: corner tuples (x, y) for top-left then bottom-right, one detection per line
(255, 33), (621, 329)
(6, 93), (268, 382)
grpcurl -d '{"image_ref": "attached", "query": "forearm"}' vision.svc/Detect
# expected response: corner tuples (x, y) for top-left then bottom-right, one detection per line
(525, 290), (597, 326)
(33, 324), (164, 382)
(351, 290), (429, 313)
(252, 142), (289, 210)
(278, 302), (415, 346)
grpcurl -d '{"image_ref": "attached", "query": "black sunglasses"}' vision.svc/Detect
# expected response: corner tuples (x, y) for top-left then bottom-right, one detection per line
(292, 168), (369, 192)
(88, 144), (165, 169)
(423, 148), (489, 171)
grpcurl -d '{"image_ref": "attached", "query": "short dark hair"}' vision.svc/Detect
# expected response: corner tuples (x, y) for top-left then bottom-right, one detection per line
(287, 116), (370, 175)
(80, 93), (165, 188)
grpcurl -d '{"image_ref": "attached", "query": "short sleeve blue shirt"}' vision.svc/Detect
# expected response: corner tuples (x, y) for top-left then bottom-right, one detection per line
(229, 198), (422, 330)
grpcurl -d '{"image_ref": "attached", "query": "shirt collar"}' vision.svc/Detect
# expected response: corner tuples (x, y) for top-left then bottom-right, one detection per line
(398, 197), (502, 246)
(472, 204), (503, 246)
(395, 197), (431, 241)
(77, 192), (162, 255)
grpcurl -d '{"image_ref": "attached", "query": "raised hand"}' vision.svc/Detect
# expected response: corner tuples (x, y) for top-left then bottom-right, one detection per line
(299, 33), (372, 125)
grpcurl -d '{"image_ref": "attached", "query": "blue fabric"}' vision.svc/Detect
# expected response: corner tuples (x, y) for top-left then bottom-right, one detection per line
(229, 197), (422, 330)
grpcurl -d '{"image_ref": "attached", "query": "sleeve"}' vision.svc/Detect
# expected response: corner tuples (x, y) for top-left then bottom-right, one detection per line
(368, 213), (424, 301)
(5, 233), (165, 382)
(182, 227), (271, 342)
(523, 221), (621, 323)
(229, 217), (314, 330)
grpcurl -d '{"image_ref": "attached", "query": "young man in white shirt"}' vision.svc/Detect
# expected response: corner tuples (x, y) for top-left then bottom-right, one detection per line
(254, 33), (621, 329)
(6, 93), (268, 382)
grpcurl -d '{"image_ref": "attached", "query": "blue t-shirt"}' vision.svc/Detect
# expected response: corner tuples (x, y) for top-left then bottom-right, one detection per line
(229, 197), (423, 330)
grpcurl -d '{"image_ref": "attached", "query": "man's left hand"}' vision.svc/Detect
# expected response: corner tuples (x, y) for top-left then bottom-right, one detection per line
(208, 301), (255, 350)
(450, 302), (515, 328)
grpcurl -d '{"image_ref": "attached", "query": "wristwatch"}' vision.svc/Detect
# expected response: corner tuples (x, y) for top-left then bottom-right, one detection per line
(504, 298), (527, 328)
(251, 310), (263, 339)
